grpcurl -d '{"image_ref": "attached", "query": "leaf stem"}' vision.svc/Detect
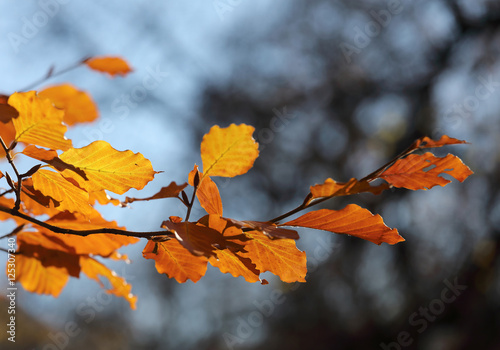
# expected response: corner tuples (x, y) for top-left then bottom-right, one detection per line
(18, 57), (90, 91)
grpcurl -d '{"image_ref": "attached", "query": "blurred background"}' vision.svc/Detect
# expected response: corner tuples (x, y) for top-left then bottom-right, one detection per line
(0, 1), (499, 349)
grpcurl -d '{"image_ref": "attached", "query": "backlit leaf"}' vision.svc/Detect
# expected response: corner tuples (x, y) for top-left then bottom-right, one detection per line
(143, 239), (208, 283)
(282, 204), (404, 245)
(201, 124), (259, 177)
(39, 84), (99, 125)
(310, 177), (389, 200)
(22, 145), (87, 179)
(8, 91), (72, 150)
(161, 219), (226, 257)
(189, 165), (223, 215)
(14, 241), (80, 297)
(32, 169), (92, 217)
(239, 230), (307, 283)
(85, 57), (133, 77)
(80, 256), (137, 309)
(59, 140), (157, 195)
(378, 153), (473, 190)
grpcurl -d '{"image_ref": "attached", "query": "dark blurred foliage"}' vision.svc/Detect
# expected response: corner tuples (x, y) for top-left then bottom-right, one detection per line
(1, 1), (500, 350)
(191, 1), (500, 349)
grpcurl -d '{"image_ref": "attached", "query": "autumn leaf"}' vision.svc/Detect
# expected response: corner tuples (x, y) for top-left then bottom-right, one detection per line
(125, 181), (188, 204)
(378, 153), (473, 191)
(202, 215), (261, 282)
(414, 135), (469, 149)
(189, 165), (223, 216)
(209, 249), (261, 283)
(38, 84), (99, 125)
(85, 56), (133, 77)
(8, 91), (72, 151)
(21, 181), (62, 217)
(200, 124), (259, 177)
(14, 241), (80, 297)
(21, 145), (87, 179)
(226, 218), (299, 240)
(143, 239), (208, 283)
(310, 177), (389, 200)
(161, 219), (226, 257)
(0, 120), (16, 157)
(59, 140), (157, 195)
(0, 95), (18, 123)
(80, 256), (137, 309)
(89, 190), (122, 206)
(32, 169), (93, 217)
(282, 204), (404, 245)
(239, 230), (307, 283)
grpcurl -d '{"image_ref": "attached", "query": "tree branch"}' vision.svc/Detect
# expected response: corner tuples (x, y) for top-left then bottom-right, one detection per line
(0, 205), (171, 239)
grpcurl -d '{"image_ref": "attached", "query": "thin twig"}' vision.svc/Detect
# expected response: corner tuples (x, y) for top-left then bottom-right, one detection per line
(0, 205), (171, 239)
(18, 58), (89, 91)
(0, 136), (22, 210)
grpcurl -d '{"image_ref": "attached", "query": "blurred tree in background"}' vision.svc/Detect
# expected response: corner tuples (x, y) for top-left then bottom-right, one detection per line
(1, 1), (499, 350)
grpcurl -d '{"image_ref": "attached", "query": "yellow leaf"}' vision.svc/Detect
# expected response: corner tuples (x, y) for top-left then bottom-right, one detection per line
(14, 241), (80, 297)
(31, 169), (93, 217)
(80, 256), (137, 309)
(39, 84), (99, 125)
(59, 140), (157, 195)
(201, 124), (259, 177)
(8, 91), (72, 150)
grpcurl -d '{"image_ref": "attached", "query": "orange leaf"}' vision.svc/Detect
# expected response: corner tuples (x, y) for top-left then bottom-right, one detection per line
(85, 57), (133, 77)
(282, 204), (404, 245)
(14, 241), (80, 297)
(32, 169), (92, 217)
(21, 145), (87, 179)
(239, 230), (307, 283)
(38, 84), (99, 125)
(8, 91), (72, 150)
(226, 218), (299, 240)
(200, 124), (259, 177)
(80, 256), (137, 309)
(379, 153), (473, 190)
(189, 165), (223, 215)
(59, 140), (157, 195)
(0, 94), (19, 123)
(414, 135), (469, 149)
(125, 181), (188, 204)
(143, 239), (208, 283)
(310, 177), (389, 199)
(89, 190), (122, 206)
(20, 178), (62, 216)
(161, 220), (226, 257)
(209, 250), (261, 283)
(0, 120), (16, 157)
